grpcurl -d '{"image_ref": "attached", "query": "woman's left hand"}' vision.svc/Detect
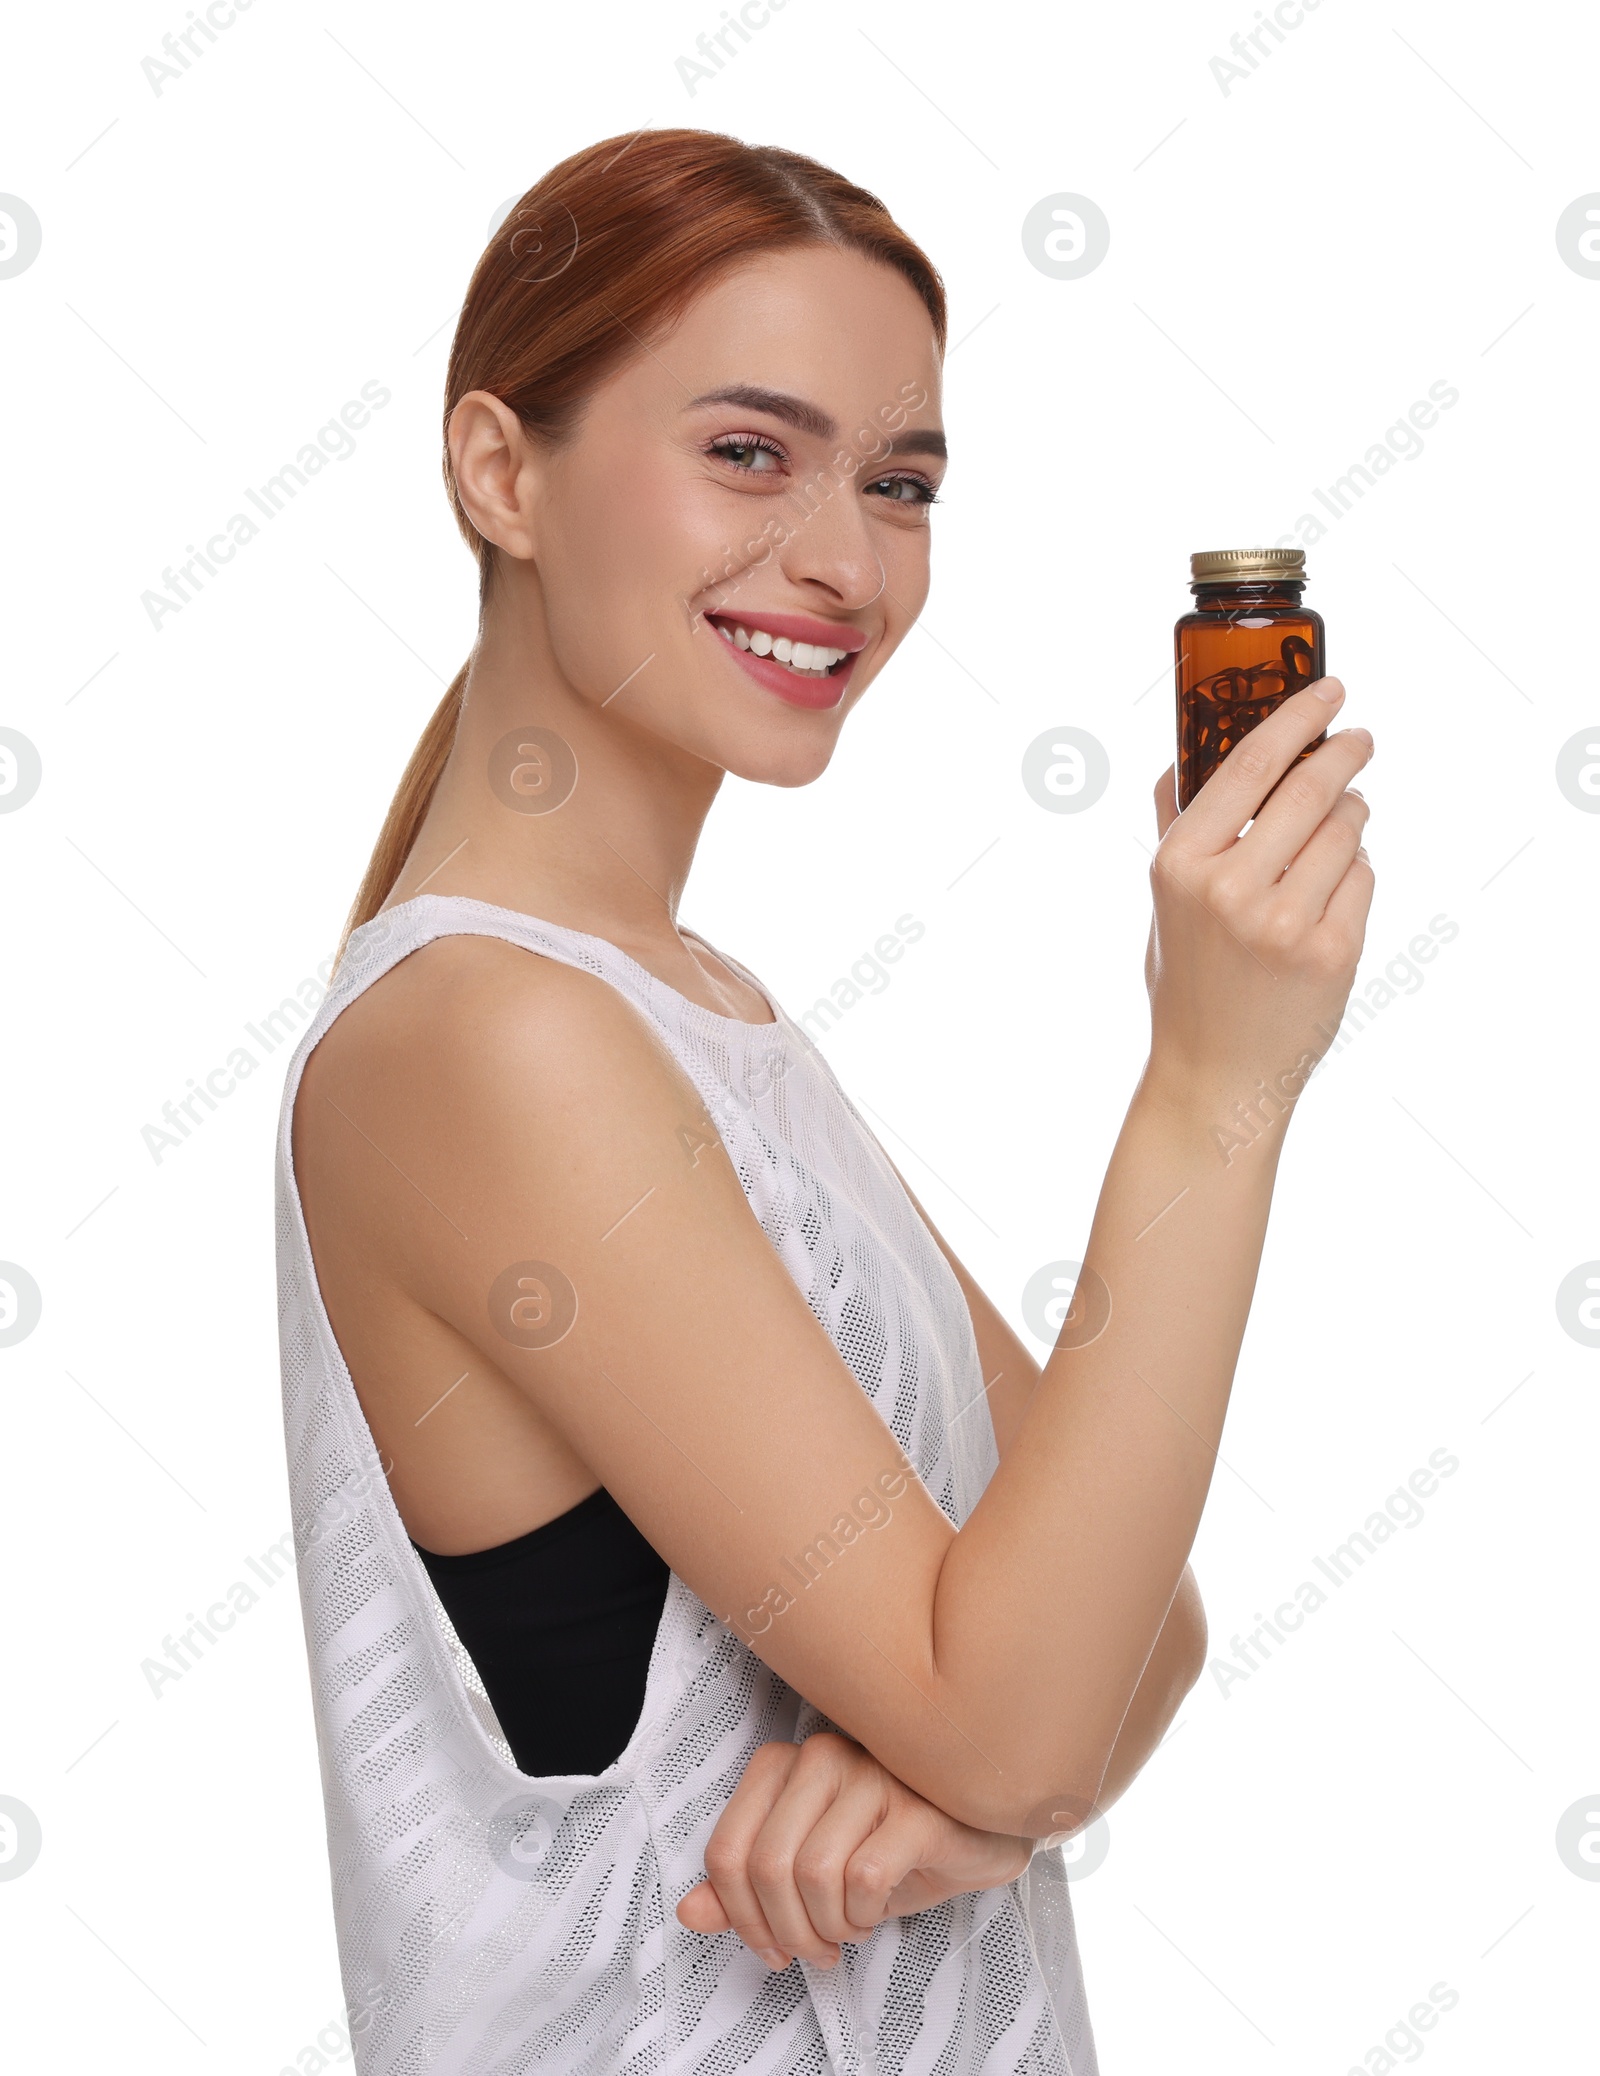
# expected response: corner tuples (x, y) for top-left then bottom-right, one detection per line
(675, 1730), (1033, 1971)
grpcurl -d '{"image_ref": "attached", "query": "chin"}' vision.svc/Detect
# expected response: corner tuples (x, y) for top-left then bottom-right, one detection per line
(643, 668), (854, 789)
(717, 728), (841, 790)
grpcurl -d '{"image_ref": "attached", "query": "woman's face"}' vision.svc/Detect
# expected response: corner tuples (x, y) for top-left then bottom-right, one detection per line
(490, 243), (946, 787)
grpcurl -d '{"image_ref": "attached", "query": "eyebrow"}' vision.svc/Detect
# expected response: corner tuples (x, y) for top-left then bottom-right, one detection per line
(685, 383), (947, 461)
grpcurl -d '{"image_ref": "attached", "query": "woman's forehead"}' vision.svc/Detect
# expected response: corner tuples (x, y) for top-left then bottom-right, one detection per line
(612, 251), (944, 423)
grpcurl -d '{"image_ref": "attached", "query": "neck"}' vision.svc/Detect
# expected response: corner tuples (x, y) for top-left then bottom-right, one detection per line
(389, 570), (722, 952)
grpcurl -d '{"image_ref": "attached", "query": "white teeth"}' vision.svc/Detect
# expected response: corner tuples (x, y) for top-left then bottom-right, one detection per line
(713, 620), (850, 676)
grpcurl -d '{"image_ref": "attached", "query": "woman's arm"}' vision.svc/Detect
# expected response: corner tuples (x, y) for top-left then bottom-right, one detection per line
(901, 684), (1367, 1831)
(1096, 1559), (1206, 1811)
(680, 1569), (1205, 1968)
(330, 681), (1369, 1838)
(875, 1158), (1211, 1810)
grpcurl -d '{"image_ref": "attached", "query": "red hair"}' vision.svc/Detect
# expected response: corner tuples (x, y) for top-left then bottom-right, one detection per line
(337, 128), (946, 961)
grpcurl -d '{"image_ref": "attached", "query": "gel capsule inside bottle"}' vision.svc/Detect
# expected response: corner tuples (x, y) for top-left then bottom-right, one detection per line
(1175, 547), (1327, 810)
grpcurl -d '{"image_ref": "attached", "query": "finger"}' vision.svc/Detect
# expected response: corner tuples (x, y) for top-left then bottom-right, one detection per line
(840, 1800), (941, 1934)
(1152, 764), (1179, 842)
(745, 1768), (858, 1966)
(1277, 791), (1369, 924)
(1318, 843), (1375, 954)
(1237, 729), (1373, 884)
(696, 1744), (797, 1967)
(1175, 678), (1346, 853)
(789, 1773), (910, 1945)
(676, 1880), (732, 1934)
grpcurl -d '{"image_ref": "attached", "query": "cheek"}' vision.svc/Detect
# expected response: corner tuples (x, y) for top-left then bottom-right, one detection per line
(556, 460), (761, 616)
(539, 467), (700, 672)
(539, 473), (794, 725)
(879, 528), (932, 627)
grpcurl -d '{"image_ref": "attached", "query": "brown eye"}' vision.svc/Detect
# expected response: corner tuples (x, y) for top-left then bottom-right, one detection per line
(709, 434), (785, 474)
(868, 474), (940, 507)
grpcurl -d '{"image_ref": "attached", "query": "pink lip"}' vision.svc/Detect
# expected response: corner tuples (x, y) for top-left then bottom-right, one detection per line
(701, 607), (867, 713)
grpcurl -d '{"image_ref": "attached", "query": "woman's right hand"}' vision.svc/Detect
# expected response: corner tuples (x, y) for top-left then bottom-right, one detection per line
(1143, 676), (1374, 1115)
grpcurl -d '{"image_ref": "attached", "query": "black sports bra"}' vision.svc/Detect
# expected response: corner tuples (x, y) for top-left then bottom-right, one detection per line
(412, 1486), (671, 1777)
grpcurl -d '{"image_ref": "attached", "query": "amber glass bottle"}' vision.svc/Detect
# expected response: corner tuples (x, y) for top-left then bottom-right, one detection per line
(1175, 548), (1327, 809)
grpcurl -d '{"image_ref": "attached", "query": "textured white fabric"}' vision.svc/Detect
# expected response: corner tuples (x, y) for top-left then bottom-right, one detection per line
(275, 893), (1099, 2075)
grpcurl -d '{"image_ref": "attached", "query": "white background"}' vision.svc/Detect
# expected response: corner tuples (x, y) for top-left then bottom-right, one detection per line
(3, 1), (1597, 2069)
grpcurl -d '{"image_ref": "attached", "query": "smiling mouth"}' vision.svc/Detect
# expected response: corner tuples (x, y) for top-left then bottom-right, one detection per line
(705, 614), (850, 681)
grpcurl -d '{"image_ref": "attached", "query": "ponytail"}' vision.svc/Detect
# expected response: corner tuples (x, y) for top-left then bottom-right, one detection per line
(332, 662), (469, 974)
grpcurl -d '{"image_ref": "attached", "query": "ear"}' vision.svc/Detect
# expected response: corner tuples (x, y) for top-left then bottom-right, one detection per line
(449, 389), (544, 567)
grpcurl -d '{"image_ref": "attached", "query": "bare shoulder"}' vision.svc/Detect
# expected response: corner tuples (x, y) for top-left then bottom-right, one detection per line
(304, 930), (674, 1091)
(293, 929), (733, 1272)
(299, 932), (696, 1153)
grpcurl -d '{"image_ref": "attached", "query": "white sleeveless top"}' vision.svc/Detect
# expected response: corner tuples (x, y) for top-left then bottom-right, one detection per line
(274, 893), (1099, 2076)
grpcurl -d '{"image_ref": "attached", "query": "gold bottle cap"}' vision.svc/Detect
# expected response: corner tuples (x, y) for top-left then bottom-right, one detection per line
(1190, 547), (1307, 584)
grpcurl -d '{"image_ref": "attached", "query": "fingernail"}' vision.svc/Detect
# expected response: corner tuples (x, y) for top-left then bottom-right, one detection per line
(1348, 787), (1365, 801)
(757, 1948), (788, 1970)
(1348, 726), (1374, 748)
(1357, 845), (1371, 862)
(1312, 677), (1345, 703)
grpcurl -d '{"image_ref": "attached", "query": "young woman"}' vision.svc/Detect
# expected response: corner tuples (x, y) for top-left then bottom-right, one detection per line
(276, 129), (1373, 2075)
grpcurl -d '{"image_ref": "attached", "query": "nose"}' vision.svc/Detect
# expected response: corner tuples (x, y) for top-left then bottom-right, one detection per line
(770, 466), (887, 613)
